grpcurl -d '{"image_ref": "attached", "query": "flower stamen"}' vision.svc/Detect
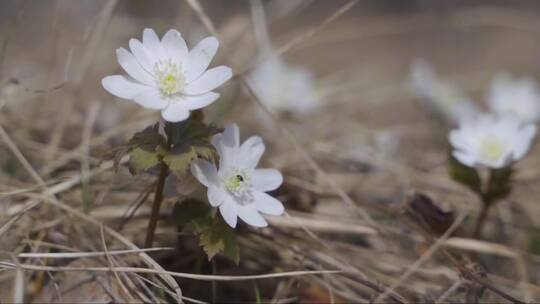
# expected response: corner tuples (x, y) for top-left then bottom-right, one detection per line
(479, 136), (505, 161)
(225, 171), (250, 197)
(154, 59), (185, 96)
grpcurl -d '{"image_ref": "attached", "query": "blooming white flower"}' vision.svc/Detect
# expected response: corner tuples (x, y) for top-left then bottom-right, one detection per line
(411, 60), (479, 125)
(248, 54), (320, 114)
(449, 114), (536, 168)
(488, 73), (540, 124)
(102, 28), (232, 122)
(190, 123), (284, 228)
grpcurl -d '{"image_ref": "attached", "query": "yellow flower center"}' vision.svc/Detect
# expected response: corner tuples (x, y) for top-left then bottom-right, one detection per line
(479, 137), (505, 161)
(154, 59), (185, 96)
(225, 172), (249, 196)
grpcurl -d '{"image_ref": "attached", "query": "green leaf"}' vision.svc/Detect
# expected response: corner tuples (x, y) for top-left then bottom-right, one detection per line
(483, 167), (513, 204)
(120, 123), (167, 175)
(128, 147), (160, 175)
(198, 218), (239, 264)
(199, 229), (225, 260)
(448, 153), (481, 194)
(162, 119), (220, 176)
(220, 223), (240, 264)
(174, 198), (239, 263)
(128, 123), (166, 150)
(173, 199), (211, 226)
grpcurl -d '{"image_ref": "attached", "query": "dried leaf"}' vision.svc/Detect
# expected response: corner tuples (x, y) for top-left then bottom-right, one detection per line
(406, 193), (456, 236)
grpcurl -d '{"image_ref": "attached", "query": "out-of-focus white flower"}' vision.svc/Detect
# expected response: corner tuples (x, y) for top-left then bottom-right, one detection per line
(449, 114), (536, 168)
(411, 60), (479, 125)
(191, 123), (284, 228)
(102, 28), (232, 122)
(488, 73), (540, 124)
(248, 55), (320, 114)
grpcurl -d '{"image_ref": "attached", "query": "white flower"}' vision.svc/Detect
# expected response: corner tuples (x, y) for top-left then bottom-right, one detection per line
(449, 114), (536, 168)
(190, 123), (284, 228)
(411, 60), (479, 125)
(102, 28), (232, 122)
(488, 73), (540, 124)
(248, 54), (320, 114)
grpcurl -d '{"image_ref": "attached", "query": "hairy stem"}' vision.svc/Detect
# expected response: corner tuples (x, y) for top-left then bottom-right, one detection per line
(472, 201), (491, 239)
(144, 163), (168, 248)
(144, 120), (172, 248)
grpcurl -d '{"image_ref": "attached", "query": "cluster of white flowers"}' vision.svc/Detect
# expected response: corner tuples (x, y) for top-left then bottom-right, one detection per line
(103, 29), (284, 228)
(446, 73), (539, 169)
(411, 61), (539, 169)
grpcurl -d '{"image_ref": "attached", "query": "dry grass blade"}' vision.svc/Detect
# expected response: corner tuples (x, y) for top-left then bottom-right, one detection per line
(18, 247), (173, 259)
(374, 211), (469, 303)
(100, 224), (137, 302)
(436, 280), (462, 303)
(0, 252), (25, 304)
(3, 2), (540, 302)
(0, 125), (45, 185)
(24, 193), (183, 302)
(0, 261), (341, 281)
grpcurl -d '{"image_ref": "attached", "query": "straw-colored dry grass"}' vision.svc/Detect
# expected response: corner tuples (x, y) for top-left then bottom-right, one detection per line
(2, 1), (540, 302)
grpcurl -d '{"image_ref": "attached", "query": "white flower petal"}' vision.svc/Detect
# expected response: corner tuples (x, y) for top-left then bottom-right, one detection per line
(133, 87), (169, 109)
(213, 123), (240, 149)
(219, 201), (238, 228)
(452, 150), (476, 167)
(184, 66), (232, 95)
(143, 28), (166, 60)
(129, 38), (157, 74)
(252, 191), (284, 215)
(237, 136), (265, 169)
(237, 205), (267, 227)
(513, 124), (537, 160)
(212, 124), (239, 170)
(208, 186), (228, 207)
(101, 75), (148, 99)
(449, 130), (470, 152)
(116, 48), (154, 85)
(251, 169), (283, 192)
(161, 102), (191, 122)
(486, 156), (509, 169)
(190, 159), (219, 188)
(212, 134), (230, 170)
(161, 29), (188, 64)
(183, 36), (219, 82)
(183, 92), (219, 110)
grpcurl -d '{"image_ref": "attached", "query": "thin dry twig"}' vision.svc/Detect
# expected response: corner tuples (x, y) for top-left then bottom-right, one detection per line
(100, 225), (137, 302)
(374, 211), (469, 303)
(0, 261), (341, 281)
(18, 247), (174, 259)
(21, 192), (184, 302)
